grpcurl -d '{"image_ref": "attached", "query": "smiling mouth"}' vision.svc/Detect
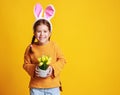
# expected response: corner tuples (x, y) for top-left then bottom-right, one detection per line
(38, 37), (46, 40)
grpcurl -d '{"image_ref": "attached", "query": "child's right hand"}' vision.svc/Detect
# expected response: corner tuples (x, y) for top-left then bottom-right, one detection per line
(35, 66), (41, 77)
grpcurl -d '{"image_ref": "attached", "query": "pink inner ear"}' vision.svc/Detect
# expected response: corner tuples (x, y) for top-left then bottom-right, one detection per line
(35, 4), (42, 18)
(45, 6), (54, 19)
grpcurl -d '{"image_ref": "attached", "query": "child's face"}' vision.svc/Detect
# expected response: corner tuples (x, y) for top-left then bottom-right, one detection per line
(34, 24), (51, 45)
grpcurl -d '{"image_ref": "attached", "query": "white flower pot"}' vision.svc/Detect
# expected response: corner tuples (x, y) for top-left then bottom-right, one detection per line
(39, 68), (49, 78)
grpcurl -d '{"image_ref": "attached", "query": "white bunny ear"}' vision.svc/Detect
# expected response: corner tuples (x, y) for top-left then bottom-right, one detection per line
(44, 4), (55, 20)
(34, 3), (43, 19)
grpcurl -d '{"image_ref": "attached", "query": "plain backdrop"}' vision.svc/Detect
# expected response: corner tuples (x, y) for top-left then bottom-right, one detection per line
(0, 0), (120, 95)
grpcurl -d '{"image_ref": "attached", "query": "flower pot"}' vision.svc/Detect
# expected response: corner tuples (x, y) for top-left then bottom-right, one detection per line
(39, 68), (49, 78)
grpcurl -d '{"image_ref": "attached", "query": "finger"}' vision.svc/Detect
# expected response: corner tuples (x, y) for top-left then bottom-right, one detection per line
(35, 72), (40, 77)
(47, 69), (52, 77)
(35, 70), (40, 75)
(36, 74), (40, 77)
(47, 73), (50, 77)
(48, 68), (51, 73)
(35, 66), (38, 71)
(35, 67), (40, 72)
(35, 71), (39, 74)
(49, 70), (52, 75)
(35, 69), (39, 72)
(49, 67), (52, 73)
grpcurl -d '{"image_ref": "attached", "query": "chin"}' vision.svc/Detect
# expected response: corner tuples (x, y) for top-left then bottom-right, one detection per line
(39, 40), (47, 44)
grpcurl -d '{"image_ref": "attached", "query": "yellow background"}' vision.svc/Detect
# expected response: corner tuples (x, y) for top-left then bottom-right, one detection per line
(0, 0), (120, 95)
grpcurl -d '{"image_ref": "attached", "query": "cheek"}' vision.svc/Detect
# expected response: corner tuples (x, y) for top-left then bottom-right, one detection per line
(36, 33), (40, 37)
(47, 33), (51, 37)
(44, 33), (49, 37)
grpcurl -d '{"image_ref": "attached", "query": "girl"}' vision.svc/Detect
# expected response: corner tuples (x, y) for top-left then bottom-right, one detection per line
(23, 3), (66, 95)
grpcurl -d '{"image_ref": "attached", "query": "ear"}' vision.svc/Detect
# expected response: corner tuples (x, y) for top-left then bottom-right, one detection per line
(44, 4), (55, 20)
(34, 3), (43, 20)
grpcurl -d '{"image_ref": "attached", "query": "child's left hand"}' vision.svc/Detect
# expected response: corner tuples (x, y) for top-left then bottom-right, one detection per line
(46, 66), (53, 77)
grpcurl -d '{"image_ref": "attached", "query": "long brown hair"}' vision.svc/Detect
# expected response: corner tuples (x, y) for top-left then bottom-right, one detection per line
(29, 19), (51, 53)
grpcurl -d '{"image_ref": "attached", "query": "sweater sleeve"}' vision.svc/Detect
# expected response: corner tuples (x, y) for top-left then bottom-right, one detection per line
(50, 43), (66, 78)
(23, 45), (36, 78)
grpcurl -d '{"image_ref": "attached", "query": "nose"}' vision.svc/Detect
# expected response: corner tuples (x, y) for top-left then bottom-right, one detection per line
(40, 31), (44, 36)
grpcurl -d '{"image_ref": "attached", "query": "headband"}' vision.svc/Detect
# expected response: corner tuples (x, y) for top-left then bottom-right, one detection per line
(33, 3), (55, 31)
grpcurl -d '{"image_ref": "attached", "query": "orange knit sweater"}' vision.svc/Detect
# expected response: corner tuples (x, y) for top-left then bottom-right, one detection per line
(23, 41), (66, 90)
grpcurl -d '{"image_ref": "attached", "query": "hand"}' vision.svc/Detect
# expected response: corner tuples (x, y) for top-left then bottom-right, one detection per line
(46, 66), (53, 77)
(35, 66), (41, 77)
(35, 66), (53, 78)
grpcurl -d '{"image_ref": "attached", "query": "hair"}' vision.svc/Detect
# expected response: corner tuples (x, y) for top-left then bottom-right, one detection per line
(29, 19), (51, 53)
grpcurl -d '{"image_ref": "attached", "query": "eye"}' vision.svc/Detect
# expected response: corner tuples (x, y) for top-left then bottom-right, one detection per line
(44, 30), (47, 33)
(37, 31), (41, 33)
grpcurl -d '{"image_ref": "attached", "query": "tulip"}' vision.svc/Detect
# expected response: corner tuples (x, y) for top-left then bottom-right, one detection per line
(37, 55), (52, 70)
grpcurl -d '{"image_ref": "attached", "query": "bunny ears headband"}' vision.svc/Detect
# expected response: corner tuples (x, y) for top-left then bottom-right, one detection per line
(33, 3), (55, 31)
